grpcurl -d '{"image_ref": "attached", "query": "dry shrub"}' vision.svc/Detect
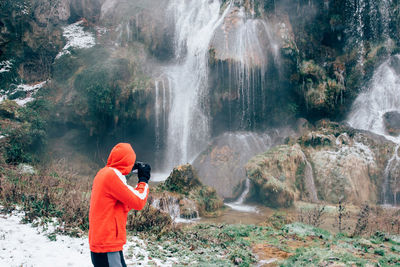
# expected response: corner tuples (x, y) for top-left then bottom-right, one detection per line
(332, 199), (351, 233)
(126, 203), (172, 235)
(352, 203), (370, 237)
(368, 206), (400, 235)
(263, 211), (294, 229)
(297, 204), (326, 227)
(0, 161), (91, 236)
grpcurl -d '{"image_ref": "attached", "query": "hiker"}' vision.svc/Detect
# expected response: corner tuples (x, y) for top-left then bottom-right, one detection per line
(89, 143), (151, 267)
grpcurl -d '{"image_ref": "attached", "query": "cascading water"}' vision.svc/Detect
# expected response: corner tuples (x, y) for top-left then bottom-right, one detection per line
(348, 56), (400, 141)
(346, 0), (366, 71)
(151, 196), (199, 223)
(160, 0), (232, 170)
(211, 6), (280, 129)
(225, 178), (258, 213)
(345, 0), (393, 70)
(382, 145), (400, 205)
(155, 0), (280, 173)
(303, 156), (319, 203)
(348, 55), (400, 204)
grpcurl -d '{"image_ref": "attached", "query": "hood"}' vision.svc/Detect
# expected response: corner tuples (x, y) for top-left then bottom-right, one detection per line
(106, 143), (136, 175)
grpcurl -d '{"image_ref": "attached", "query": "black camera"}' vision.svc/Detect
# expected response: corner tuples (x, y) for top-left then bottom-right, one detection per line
(133, 161), (146, 171)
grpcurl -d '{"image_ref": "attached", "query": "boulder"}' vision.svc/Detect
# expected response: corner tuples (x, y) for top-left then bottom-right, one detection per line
(383, 111), (400, 136)
(159, 164), (223, 217)
(193, 131), (287, 200)
(245, 144), (303, 208)
(162, 164), (201, 195)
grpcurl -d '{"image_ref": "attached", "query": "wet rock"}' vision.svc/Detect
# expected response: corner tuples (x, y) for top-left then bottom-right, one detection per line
(383, 111), (400, 136)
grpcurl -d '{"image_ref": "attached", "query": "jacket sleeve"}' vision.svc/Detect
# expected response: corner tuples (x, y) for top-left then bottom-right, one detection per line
(107, 174), (149, 211)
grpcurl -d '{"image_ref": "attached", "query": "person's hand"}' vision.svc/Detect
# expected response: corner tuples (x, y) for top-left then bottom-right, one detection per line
(137, 163), (151, 183)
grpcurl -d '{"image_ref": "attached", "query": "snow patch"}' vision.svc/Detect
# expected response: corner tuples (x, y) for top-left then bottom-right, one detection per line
(14, 81), (47, 106)
(17, 164), (36, 175)
(0, 209), (91, 267)
(0, 207), (171, 266)
(0, 60), (13, 73)
(56, 20), (96, 59)
(0, 81), (47, 106)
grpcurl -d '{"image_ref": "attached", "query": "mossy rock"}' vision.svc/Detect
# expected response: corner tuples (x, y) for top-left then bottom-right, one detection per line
(189, 186), (223, 217)
(161, 164), (223, 217)
(252, 176), (295, 208)
(163, 164), (202, 195)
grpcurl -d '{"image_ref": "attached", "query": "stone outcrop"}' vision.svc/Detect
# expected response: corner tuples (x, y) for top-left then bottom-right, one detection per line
(245, 120), (397, 207)
(157, 164), (223, 218)
(193, 131), (289, 200)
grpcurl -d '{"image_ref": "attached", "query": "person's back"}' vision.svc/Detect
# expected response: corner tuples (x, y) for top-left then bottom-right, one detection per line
(89, 143), (151, 267)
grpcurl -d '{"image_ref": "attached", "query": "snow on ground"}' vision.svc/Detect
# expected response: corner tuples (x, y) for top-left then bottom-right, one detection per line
(0, 208), (174, 267)
(14, 81), (47, 106)
(0, 210), (91, 267)
(56, 20), (96, 59)
(0, 60), (13, 73)
(0, 81), (47, 106)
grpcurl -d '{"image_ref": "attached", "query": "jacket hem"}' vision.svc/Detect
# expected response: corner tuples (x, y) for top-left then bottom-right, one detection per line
(90, 244), (124, 253)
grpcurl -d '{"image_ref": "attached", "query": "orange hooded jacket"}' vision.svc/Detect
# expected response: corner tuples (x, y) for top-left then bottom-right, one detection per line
(89, 143), (149, 253)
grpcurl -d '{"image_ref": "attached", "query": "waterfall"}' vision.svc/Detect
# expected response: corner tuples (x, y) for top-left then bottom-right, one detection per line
(211, 6), (280, 129)
(159, 0), (232, 170)
(154, 78), (170, 161)
(347, 0), (366, 70)
(303, 158), (319, 203)
(151, 195), (199, 223)
(151, 197), (181, 221)
(348, 55), (400, 205)
(345, 0), (393, 70)
(347, 56), (400, 142)
(154, 0), (281, 172)
(382, 145), (400, 205)
(225, 178), (258, 213)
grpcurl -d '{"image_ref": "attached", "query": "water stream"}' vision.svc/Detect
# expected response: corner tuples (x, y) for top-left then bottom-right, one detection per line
(348, 55), (400, 205)
(303, 157), (319, 203)
(225, 178), (258, 213)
